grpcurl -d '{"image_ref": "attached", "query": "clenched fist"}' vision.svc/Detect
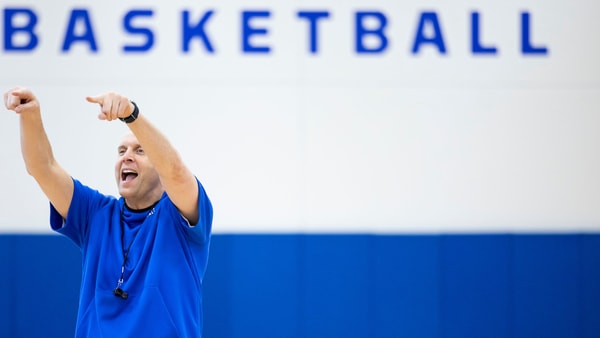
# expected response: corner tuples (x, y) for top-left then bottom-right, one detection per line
(4, 87), (40, 115)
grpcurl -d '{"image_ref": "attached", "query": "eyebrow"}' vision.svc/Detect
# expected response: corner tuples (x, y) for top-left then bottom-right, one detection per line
(117, 144), (142, 151)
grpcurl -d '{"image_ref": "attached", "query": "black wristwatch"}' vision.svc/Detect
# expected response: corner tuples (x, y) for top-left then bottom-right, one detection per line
(119, 101), (139, 123)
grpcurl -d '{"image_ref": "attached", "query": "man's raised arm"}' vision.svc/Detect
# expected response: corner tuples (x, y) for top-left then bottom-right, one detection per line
(5, 87), (74, 218)
(86, 93), (199, 225)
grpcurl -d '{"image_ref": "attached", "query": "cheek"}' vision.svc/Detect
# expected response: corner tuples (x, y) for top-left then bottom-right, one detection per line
(148, 169), (161, 184)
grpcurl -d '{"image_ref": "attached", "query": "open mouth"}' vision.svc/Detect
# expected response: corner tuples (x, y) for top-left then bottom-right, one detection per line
(121, 169), (138, 182)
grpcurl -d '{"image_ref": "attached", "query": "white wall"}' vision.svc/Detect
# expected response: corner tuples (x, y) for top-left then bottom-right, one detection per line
(0, 0), (599, 233)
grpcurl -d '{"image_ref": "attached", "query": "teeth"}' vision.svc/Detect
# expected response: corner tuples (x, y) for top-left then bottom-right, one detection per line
(121, 169), (138, 181)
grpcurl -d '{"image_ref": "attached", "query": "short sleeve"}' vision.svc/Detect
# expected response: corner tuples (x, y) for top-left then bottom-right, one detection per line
(50, 178), (115, 248)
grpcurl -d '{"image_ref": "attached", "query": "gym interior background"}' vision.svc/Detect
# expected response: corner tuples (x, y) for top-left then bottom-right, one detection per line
(1, 1), (599, 337)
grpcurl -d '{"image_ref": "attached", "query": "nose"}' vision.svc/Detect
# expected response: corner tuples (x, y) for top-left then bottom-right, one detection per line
(121, 148), (135, 162)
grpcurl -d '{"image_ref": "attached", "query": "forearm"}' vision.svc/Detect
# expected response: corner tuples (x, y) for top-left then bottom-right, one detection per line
(127, 113), (199, 223)
(127, 113), (189, 182)
(15, 98), (73, 218)
(19, 111), (57, 178)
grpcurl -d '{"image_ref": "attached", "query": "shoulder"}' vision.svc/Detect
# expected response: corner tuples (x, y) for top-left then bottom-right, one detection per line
(70, 178), (119, 215)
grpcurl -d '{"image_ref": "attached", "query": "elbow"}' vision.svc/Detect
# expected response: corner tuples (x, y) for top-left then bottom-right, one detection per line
(24, 162), (41, 178)
(24, 158), (55, 180)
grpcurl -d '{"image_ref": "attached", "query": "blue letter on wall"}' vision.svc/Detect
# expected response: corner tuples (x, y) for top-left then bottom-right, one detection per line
(62, 9), (97, 52)
(297, 11), (330, 54)
(412, 12), (446, 54)
(182, 10), (214, 53)
(4, 8), (38, 51)
(242, 11), (271, 53)
(355, 11), (388, 53)
(471, 12), (497, 55)
(521, 12), (548, 55)
(123, 10), (154, 52)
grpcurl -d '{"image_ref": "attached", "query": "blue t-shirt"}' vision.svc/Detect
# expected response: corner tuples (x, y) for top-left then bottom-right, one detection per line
(50, 178), (213, 338)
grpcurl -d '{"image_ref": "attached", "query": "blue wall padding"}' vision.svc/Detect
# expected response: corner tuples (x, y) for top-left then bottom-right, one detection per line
(0, 236), (12, 338)
(0, 235), (80, 338)
(441, 235), (512, 337)
(0, 234), (599, 338)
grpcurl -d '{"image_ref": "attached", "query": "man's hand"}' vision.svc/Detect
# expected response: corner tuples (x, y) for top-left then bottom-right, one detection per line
(4, 87), (40, 114)
(86, 92), (135, 121)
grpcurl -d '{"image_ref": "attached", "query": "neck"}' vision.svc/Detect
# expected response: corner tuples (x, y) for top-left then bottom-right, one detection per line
(124, 199), (160, 212)
(123, 191), (163, 210)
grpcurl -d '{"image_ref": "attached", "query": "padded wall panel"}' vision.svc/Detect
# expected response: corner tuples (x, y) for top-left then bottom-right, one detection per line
(1, 234), (599, 338)
(513, 235), (580, 338)
(440, 235), (512, 338)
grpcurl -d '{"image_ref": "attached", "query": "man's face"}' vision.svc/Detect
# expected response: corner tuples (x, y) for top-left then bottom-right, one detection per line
(114, 133), (162, 203)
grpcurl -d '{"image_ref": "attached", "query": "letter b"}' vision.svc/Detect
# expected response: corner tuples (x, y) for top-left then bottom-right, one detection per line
(4, 8), (39, 51)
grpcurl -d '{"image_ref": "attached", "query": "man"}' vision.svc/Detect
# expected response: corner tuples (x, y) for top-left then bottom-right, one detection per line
(4, 86), (213, 337)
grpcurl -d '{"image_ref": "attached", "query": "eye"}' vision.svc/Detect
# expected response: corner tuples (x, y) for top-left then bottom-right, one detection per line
(118, 148), (126, 156)
(136, 148), (145, 155)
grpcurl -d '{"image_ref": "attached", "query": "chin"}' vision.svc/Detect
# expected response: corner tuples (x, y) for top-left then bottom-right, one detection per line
(118, 186), (132, 198)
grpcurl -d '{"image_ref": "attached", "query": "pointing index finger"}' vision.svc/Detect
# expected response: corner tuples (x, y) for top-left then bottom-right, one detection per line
(86, 94), (110, 120)
(85, 95), (103, 104)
